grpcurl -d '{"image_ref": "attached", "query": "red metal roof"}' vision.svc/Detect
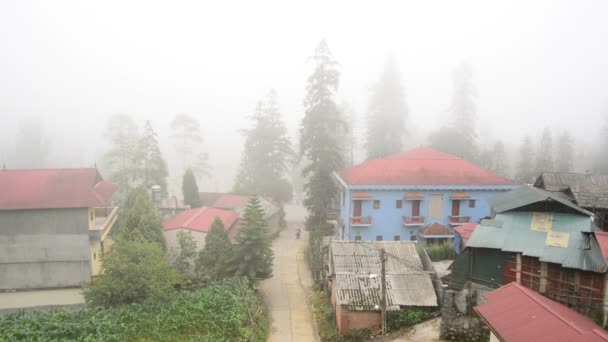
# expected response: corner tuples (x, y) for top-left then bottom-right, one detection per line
(595, 232), (608, 260)
(163, 207), (239, 233)
(337, 147), (519, 186)
(454, 222), (478, 245)
(475, 282), (608, 342)
(212, 194), (251, 209)
(0, 168), (117, 210)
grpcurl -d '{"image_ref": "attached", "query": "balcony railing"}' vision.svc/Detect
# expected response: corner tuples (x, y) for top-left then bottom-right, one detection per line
(90, 207), (118, 241)
(350, 216), (372, 226)
(403, 216), (425, 225)
(449, 215), (471, 225)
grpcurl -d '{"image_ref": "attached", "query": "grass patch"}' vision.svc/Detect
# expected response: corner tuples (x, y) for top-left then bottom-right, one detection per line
(417, 241), (455, 261)
(310, 290), (338, 342)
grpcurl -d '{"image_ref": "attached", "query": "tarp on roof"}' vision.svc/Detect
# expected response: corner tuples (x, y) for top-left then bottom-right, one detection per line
(475, 282), (608, 342)
(329, 241), (437, 310)
(489, 185), (591, 216)
(467, 212), (607, 272)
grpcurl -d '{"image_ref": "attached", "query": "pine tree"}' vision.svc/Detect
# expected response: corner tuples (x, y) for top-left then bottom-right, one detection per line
(516, 135), (536, 183)
(233, 90), (294, 204)
(172, 230), (197, 280)
(118, 187), (166, 249)
(171, 114), (209, 179)
(594, 115), (608, 174)
(448, 62), (478, 161)
(535, 127), (554, 174)
(300, 39), (345, 226)
(136, 121), (169, 194)
(182, 168), (202, 208)
(366, 55), (408, 159)
(231, 196), (273, 281)
(556, 131), (574, 173)
(195, 217), (233, 280)
(103, 114), (140, 198)
(491, 140), (509, 176)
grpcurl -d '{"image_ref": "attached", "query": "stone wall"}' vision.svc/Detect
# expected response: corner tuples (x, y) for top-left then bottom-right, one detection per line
(440, 285), (491, 342)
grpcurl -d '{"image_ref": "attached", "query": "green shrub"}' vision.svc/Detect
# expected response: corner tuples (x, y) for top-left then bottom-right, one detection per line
(310, 290), (338, 342)
(418, 241), (455, 261)
(387, 308), (432, 332)
(0, 277), (267, 341)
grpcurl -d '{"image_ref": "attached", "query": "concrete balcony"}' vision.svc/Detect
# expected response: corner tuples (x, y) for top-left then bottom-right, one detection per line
(449, 215), (471, 225)
(89, 207), (118, 241)
(350, 216), (372, 226)
(403, 216), (425, 226)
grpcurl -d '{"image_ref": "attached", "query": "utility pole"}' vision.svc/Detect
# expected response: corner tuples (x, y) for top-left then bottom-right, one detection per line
(380, 248), (387, 335)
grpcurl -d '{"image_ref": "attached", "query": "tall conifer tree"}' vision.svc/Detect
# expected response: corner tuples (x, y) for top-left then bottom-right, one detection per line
(136, 121), (169, 194)
(449, 62), (478, 161)
(231, 196), (273, 281)
(299, 39), (344, 227)
(535, 127), (554, 175)
(556, 130), (574, 173)
(195, 217), (233, 280)
(182, 168), (202, 208)
(234, 90), (293, 204)
(594, 114), (608, 174)
(118, 187), (166, 249)
(516, 135), (536, 183)
(366, 55), (408, 159)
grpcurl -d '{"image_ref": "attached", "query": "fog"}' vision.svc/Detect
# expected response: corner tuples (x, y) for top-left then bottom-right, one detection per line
(1, 1), (607, 192)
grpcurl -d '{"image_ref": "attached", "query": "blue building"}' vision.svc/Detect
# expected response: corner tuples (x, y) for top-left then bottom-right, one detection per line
(333, 147), (520, 242)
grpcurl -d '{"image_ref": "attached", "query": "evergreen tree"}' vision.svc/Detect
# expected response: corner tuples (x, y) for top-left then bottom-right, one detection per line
(448, 62), (478, 161)
(182, 168), (202, 208)
(233, 90), (294, 204)
(103, 114), (140, 198)
(340, 102), (357, 167)
(366, 55), (408, 159)
(300, 39), (345, 226)
(195, 217), (233, 280)
(535, 127), (554, 174)
(428, 126), (463, 157)
(556, 130), (574, 173)
(84, 239), (182, 308)
(594, 115), (608, 174)
(171, 114), (209, 180)
(118, 187), (166, 249)
(136, 121), (169, 194)
(172, 230), (197, 280)
(491, 141), (508, 176)
(516, 135), (536, 183)
(231, 196), (273, 281)
(15, 119), (52, 168)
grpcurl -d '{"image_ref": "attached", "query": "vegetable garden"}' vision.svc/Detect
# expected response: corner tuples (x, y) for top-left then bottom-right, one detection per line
(0, 277), (267, 341)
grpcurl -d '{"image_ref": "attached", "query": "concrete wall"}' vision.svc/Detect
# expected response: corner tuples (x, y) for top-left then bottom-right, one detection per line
(164, 228), (207, 255)
(0, 208), (92, 290)
(339, 187), (517, 241)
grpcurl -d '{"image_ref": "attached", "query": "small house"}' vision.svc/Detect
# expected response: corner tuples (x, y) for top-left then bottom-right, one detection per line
(327, 241), (438, 334)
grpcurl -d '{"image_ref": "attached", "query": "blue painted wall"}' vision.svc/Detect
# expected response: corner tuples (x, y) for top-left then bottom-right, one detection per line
(337, 186), (519, 241)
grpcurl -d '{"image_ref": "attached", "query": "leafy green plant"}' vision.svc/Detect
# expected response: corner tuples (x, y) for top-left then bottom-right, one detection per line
(417, 241), (455, 261)
(387, 308), (432, 332)
(310, 290), (338, 342)
(0, 278), (267, 341)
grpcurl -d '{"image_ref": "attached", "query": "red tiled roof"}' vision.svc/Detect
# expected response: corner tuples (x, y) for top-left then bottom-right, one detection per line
(454, 222), (478, 245)
(475, 282), (608, 342)
(212, 194), (251, 209)
(595, 232), (608, 260)
(0, 168), (117, 210)
(420, 222), (454, 236)
(163, 207), (239, 233)
(337, 147), (519, 186)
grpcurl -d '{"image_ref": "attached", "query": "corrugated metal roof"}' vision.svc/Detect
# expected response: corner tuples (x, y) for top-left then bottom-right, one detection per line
(467, 212), (607, 272)
(535, 173), (608, 209)
(329, 241), (437, 310)
(475, 282), (608, 342)
(489, 185), (591, 216)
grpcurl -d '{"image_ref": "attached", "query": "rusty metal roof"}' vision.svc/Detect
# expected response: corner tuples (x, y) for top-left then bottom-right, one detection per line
(467, 212), (607, 273)
(329, 241), (437, 310)
(535, 173), (608, 209)
(489, 185), (591, 216)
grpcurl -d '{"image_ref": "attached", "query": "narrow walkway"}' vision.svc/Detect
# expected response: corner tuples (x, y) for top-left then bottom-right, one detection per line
(259, 207), (316, 342)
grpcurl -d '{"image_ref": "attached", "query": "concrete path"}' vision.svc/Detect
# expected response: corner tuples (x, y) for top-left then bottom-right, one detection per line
(259, 206), (317, 342)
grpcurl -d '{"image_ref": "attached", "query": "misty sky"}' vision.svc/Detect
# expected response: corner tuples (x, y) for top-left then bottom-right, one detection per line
(1, 1), (607, 191)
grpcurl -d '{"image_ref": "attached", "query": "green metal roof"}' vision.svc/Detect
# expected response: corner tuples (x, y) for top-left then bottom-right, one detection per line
(489, 185), (592, 216)
(467, 211), (607, 273)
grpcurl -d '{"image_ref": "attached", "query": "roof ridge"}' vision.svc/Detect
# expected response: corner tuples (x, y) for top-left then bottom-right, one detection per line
(183, 207), (208, 227)
(511, 283), (586, 335)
